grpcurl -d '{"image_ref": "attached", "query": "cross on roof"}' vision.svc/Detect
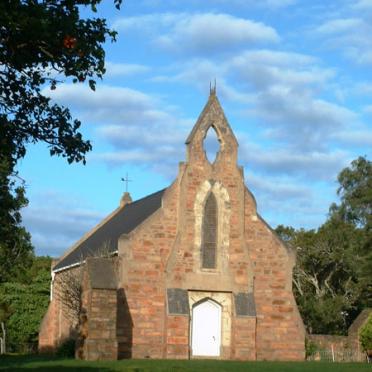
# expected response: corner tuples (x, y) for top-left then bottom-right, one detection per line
(121, 173), (132, 193)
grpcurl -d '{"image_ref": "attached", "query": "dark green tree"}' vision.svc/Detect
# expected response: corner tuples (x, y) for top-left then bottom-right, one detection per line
(0, 257), (51, 352)
(0, 0), (121, 282)
(0, 160), (33, 283)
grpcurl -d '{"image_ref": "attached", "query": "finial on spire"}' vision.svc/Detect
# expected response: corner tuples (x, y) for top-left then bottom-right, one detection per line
(210, 79), (217, 95)
(121, 172), (132, 193)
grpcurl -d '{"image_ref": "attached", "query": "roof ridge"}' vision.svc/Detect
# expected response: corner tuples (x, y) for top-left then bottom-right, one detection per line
(128, 188), (166, 207)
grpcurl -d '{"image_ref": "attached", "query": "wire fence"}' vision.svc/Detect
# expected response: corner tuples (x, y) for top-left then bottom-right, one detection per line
(2, 342), (371, 363)
(307, 349), (369, 363)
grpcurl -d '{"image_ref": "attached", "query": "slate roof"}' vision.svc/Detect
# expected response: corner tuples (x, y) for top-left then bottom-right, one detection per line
(53, 188), (166, 272)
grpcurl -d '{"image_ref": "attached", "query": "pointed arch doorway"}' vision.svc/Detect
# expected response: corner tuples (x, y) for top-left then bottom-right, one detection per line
(191, 299), (222, 357)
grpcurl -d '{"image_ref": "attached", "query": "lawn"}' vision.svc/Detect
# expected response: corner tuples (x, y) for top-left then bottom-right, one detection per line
(0, 356), (370, 372)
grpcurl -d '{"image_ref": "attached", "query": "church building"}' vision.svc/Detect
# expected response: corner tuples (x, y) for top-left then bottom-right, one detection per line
(39, 90), (305, 361)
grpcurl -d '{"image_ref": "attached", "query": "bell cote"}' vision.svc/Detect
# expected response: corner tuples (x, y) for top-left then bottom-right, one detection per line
(185, 91), (238, 166)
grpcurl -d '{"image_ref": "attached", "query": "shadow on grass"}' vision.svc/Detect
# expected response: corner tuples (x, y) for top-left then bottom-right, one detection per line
(0, 355), (116, 371)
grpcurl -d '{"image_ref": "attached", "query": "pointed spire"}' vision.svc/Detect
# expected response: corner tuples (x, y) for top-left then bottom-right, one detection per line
(185, 85), (238, 146)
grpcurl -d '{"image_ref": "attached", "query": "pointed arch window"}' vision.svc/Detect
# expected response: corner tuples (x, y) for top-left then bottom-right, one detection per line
(202, 192), (218, 269)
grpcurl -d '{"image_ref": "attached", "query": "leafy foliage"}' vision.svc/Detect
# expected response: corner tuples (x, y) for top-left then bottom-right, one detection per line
(276, 157), (371, 335)
(359, 314), (372, 352)
(331, 156), (372, 230)
(0, 160), (33, 284)
(1, 0), (122, 166)
(0, 0), (121, 286)
(0, 257), (51, 351)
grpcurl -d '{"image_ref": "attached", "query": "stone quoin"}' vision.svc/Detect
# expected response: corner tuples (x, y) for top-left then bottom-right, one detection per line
(39, 91), (305, 361)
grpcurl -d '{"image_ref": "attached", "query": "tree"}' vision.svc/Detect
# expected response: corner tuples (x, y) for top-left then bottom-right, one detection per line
(275, 157), (371, 335)
(0, 0), (121, 282)
(330, 156), (372, 311)
(330, 156), (372, 230)
(0, 160), (33, 283)
(276, 224), (361, 334)
(359, 314), (372, 356)
(1, 0), (122, 166)
(0, 257), (51, 353)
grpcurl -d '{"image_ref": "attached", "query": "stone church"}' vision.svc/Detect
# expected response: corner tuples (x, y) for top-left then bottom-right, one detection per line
(39, 91), (305, 361)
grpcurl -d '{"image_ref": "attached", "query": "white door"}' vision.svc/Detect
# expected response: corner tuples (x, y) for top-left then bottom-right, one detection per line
(192, 299), (221, 357)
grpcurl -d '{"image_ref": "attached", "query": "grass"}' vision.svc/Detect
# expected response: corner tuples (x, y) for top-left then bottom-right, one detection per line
(0, 355), (370, 372)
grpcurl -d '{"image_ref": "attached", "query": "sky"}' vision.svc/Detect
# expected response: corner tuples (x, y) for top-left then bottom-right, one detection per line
(18, 0), (372, 257)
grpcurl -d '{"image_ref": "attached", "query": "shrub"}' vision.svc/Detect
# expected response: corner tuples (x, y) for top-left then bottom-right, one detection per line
(56, 338), (75, 358)
(305, 337), (318, 357)
(359, 313), (372, 352)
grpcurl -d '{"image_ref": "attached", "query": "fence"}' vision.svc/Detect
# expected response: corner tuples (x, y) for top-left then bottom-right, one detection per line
(307, 349), (368, 363)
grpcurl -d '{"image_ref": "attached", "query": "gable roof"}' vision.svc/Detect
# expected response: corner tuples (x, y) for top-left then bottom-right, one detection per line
(53, 188), (166, 272)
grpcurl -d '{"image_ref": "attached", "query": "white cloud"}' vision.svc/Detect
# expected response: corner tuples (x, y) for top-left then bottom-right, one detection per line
(220, 50), (352, 151)
(244, 173), (330, 229)
(353, 82), (372, 95)
(264, 0), (296, 8)
(316, 18), (364, 34)
(239, 137), (349, 181)
(156, 13), (280, 53)
(22, 191), (103, 257)
(151, 58), (253, 103)
(105, 61), (150, 77)
(246, 173), (312, 200)
(229, 55), (334, 93)
(353, 0), (372, 10)
(140, 0), (296, 10)
(45, 83), (193, 174)
(252, 91), (356, 150)
(315, 17), (372, 65)
(45, 84), (156, 125)
(334, 130), (372, 147)
(113, 12), (279, 55)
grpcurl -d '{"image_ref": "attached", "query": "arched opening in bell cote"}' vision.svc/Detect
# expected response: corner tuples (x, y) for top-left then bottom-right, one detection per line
(203, 126), (221, 164)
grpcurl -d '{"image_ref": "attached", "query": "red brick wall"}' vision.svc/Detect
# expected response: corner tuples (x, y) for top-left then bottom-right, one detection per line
(232, 317), (256, 360)
(38, 271), (77, 353)
(245, 189), (305, 360)
(81, 287), (118, 360)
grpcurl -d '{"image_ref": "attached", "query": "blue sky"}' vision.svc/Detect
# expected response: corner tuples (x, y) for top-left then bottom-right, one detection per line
(18, 0), (372, 257)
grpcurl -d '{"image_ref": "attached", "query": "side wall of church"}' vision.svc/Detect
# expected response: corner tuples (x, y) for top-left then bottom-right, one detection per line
(244, 189), (305, 360)
(38, 267), (79, 352)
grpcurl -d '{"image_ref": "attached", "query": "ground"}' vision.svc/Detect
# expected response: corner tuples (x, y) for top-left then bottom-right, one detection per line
(0, 356), (370, 372)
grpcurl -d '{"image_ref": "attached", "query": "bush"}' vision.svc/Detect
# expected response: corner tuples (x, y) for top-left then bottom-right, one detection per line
(56, 338), (75, 358)
(305, 337), (318, 358)
(359, 313), (372, 352)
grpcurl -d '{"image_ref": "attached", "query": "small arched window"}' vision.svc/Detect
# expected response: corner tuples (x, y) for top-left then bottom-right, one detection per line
(202, 192), (218, 269)
(203, 126), (220, 164)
